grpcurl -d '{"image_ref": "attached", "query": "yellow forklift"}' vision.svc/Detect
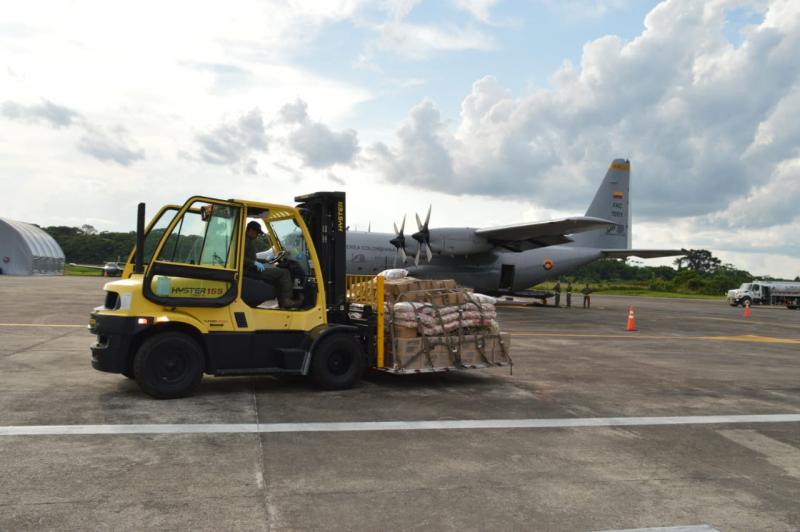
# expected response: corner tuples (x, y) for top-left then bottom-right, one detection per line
(90, 192), (385, 398)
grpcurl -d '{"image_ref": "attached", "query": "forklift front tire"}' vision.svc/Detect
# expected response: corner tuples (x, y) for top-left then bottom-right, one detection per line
(311, 335), (365, 390)
(133, 331), (205, 399)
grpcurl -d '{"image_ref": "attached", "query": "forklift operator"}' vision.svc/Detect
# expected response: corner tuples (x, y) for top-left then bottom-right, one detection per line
(245, 221), (302, 309)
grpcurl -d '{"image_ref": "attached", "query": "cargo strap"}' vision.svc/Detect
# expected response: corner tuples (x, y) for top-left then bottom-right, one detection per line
(461, 298), (492, 366)
(498, 335), (512, 375)
(386, 293), (505, 371)
(431, 305), (460, 367)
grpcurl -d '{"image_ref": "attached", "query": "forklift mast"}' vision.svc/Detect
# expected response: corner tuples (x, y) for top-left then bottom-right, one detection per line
(294, 191), (348, 322)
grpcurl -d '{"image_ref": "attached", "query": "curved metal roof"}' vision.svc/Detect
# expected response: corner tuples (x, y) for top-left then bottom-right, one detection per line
(0, 218), (65, 259)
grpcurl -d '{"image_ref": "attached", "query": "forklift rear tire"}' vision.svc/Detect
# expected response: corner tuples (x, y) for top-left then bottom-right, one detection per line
(311, 335), (365, 390)
(133, 332), (205, 399)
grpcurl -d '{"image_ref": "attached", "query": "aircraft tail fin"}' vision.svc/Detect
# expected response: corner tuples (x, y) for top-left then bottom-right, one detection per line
(570, 159), (631, 250)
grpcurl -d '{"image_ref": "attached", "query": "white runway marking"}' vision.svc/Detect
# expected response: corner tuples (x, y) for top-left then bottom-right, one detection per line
(595, 525), (720, 532)
(1, 414), (799, 436)
(719, 429), (800, 477)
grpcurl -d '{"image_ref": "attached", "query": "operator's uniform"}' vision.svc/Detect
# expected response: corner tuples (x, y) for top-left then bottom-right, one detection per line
(582, 285), (592, 309)
(566, 282), (572, 308)
(553, 281), (561, 307)
(244, 237), (294, 306)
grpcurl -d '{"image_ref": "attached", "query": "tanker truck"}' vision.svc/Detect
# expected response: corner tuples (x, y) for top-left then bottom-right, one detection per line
(727, 280), (800, 309)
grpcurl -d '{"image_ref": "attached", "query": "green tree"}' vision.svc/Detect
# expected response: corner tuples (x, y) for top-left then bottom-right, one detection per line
(43, 226), (136, 264)
(674, 249), (722, 274)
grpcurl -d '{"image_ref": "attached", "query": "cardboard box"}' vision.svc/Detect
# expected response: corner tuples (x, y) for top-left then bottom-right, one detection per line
(384, 332), (510, 370)
(458, 334), (490, 366)
(459, 333), (512, 366)
(384, 277), (463, 304)
(392, 324), (419, 338)
(385, 277), (421, 300)
(405, 289), (467, 306)
(387, 336), (455, 369)
(442, 290), (466, 306)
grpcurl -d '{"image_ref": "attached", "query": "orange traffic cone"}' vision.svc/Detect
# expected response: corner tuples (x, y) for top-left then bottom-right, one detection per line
(744, 302), (751, 318)
(626, 305), (637, 331)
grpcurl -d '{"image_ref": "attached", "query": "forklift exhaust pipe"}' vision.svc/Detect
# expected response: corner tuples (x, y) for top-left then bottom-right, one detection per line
(133, 202), (145, 274)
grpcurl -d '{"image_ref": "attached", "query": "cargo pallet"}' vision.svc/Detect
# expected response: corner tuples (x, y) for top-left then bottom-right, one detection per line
(346, 275), (511, 374)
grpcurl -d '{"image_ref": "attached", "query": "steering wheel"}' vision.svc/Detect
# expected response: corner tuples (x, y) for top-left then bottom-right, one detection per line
(268, 250), (287, 264)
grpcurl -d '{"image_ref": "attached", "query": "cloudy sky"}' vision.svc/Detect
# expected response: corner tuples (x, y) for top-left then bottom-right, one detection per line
(1, 0), (799, 277)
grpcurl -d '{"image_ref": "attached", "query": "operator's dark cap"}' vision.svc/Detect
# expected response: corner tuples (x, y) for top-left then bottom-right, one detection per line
(247, 221), (264, 235)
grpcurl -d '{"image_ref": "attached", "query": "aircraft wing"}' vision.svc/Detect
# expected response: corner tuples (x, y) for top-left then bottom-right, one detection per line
(602, 249), (685, 259)
(475, 216), (614, 248)
(69, 263), (104, 269)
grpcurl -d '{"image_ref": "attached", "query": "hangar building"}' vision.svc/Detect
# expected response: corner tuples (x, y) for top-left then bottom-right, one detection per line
(0, 218), (65, 275)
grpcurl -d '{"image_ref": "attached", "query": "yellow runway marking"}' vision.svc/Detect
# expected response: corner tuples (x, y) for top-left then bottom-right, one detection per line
(506, 332), (800, 344)
(0, 323), (85, 328)
(507, 332), (681, 340)
(703, 335), (800, 345)
(701, 316), (800, 330)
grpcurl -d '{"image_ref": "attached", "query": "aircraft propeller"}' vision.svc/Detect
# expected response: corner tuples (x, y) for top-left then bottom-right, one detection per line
(389, 215), (408, 268)
(412, 205), (433, 266)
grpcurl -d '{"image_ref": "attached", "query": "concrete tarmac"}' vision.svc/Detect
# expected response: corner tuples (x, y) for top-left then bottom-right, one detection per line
(0, 276), (798, 531)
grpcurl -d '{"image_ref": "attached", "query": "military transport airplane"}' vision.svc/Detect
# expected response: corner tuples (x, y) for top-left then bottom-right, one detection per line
(344, 159), (683, 294)
(69, 260), (123, 277)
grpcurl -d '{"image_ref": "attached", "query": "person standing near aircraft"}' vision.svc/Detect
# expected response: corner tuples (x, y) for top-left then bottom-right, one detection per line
(566, 281), (573, 308)
(582, 283), (593, 309)
(553, 280), (561, 307)
(245, 221), (301, 308)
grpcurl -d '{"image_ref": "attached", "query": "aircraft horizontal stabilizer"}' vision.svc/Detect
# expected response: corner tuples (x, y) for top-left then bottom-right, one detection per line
(602, 249), (685, 259)
(476, 217), (614, 248)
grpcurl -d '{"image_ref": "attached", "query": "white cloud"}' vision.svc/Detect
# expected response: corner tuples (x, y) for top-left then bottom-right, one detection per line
(362, 0), (800, 275)
(451, 0), (500, 23)
(713, 158), (800, 228)
(367, 0), (799, 217)
(370, 99), (456, 184)
(190, 109), (268, 174)
(350, 0), (496, 62)
(1, 99), (79, 128)
(544, 0), (644, 18)
(2, 0), (799, 278)
(77, 125), (145, 167)
(278, 100), (361, 168)
(2, 98), (145, 166)
(376, 21), (495, 58)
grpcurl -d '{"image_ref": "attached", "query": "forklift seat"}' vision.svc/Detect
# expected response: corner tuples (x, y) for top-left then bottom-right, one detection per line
(242, 276), (277, 308)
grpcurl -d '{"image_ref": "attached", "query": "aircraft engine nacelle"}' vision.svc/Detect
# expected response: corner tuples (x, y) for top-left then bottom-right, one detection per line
(428, 228), (493, 257)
